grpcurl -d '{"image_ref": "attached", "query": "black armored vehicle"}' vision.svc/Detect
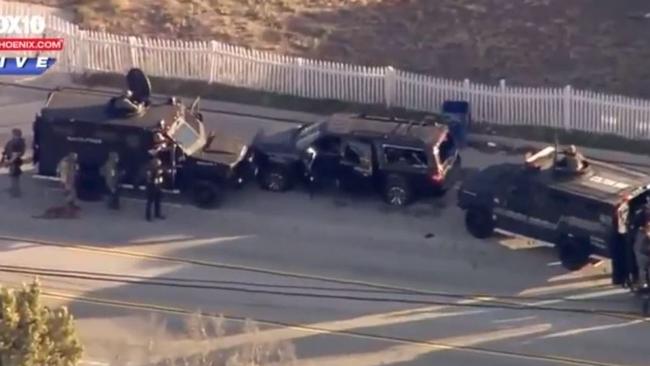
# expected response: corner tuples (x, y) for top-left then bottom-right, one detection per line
(253, 113), (461, 206)
(458, 145), (650, 276)
(32, 69), (253, 208)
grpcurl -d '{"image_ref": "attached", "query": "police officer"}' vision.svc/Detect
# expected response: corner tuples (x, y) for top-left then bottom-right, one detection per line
(1, 128), (26, 197)
(57, 152), (79, 209)
(101, 152), (122, 210)
(145, 157), (166, 221)
(564, 145), (585, 172)
(634, 220), (650, 288)
(114, 89), (141, 114)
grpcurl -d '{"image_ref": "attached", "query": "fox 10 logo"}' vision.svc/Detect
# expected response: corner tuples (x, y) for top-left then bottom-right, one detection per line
(0, 15), (62, 75)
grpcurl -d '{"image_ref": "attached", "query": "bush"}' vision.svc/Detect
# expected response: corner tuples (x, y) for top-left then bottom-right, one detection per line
(0, 280), (83, 366)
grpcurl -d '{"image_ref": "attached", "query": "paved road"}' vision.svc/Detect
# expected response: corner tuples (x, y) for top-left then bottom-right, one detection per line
(0, 75), (647, 366)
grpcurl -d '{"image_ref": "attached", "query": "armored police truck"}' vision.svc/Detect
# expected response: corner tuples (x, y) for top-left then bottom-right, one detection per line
(32, 69), (253, 208)
(458, 145), (650, 286)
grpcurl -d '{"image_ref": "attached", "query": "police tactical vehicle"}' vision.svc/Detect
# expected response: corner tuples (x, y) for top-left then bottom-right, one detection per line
(253, 113), (461, 205)
(458, 145), (650, 279)
(32, 69), (253, 208)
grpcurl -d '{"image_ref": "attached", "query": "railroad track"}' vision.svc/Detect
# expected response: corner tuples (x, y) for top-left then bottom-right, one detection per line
(0, 235), (645, 322)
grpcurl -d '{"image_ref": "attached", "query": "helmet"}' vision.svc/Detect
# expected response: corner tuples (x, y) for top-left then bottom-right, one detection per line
(108, 151), (119, 161)
(124, 89), (133, 98)
(567, 145), (577, 155)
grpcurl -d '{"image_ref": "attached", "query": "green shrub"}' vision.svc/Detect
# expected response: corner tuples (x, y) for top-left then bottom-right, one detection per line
(0, 280), (83, 366)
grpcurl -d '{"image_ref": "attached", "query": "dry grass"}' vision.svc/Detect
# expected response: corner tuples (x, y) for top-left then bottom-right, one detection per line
(130, 311), (298, 366)
(25, 0), (650, 97)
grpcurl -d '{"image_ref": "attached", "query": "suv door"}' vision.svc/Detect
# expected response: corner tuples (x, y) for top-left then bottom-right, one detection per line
(337, 138), (374, 189)
(308, 135), (341, 182)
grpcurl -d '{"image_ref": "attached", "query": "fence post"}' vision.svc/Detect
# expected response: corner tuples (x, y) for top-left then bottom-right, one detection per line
(128, 36), (138, 68)
(563, 85), (572, 130)
(384, 66), (396, 109)
(463, 78), (471, 101)
(296, 57), (305, 97)
(76, 29), (86, 73)
(208, 40), (218, 84)
(499, 79), (506, 124)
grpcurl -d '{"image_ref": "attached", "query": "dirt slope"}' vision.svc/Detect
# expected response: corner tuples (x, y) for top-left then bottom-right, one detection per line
(26, 0), (650, 97)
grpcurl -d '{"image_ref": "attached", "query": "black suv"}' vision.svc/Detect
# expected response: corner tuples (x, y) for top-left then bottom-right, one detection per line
(32, 69), (254, 208)
(458, 145), (650, 277)
(253, 113), (462, 205)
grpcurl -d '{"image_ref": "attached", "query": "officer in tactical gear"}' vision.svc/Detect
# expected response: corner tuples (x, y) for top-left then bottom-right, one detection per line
(564, 145), (585, 172)
(57, 152), (79, 209)
(145, 157), (166, 221)
(634, 219), (650, 289)
(1, 128), (26, 197)
(114, 89), (142, 114)
(101, 152), (122, 210)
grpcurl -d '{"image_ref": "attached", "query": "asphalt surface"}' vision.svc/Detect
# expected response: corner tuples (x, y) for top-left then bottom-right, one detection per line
(0, 74), (648, 366)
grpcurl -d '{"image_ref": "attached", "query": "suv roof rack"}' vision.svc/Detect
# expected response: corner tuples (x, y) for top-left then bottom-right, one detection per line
(357, 113), (410, 123)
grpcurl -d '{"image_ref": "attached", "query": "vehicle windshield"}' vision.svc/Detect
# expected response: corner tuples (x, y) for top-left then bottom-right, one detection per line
(295, 122), (323, 150)
(169, 116), (203, 155)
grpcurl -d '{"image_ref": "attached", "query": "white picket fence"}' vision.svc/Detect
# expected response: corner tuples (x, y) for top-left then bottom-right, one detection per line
(4, 0), (650, 139)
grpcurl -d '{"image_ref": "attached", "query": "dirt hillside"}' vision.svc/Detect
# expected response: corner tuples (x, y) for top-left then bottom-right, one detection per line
(26, 0), (650, 97)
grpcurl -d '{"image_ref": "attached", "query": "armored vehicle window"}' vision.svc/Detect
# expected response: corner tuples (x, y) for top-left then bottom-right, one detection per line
(384, 146), (427, 168)
(572, 200), (604, 221)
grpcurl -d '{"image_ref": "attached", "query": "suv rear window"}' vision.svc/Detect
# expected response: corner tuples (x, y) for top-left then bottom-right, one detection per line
(383, 146), (427, 167)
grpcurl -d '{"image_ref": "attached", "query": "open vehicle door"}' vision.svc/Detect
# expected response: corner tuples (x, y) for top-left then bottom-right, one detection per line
(340, 139), (373, 178)
(190, 96), (203, 121)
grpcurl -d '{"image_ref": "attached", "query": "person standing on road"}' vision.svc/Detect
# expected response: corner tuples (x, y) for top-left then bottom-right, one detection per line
(101, 152), (122, 210)
(1, 128), (26, 197)
(57, 152), (79, 209)
(145, 157), (166, 221)
(634, 220), (650, 288)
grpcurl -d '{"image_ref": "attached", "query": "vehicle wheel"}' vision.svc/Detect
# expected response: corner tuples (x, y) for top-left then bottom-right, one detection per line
(464, 208), (495, 239)
(556, 236), (591, 271)
(191, 181), (221, 209)
(259, 165), (291, 192)
(383, 175), (412, 206)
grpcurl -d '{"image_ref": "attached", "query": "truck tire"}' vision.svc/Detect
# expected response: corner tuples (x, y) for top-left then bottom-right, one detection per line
(383, 175), (412, 206)
(191, 181), (221, 209)
(465, 208), (495, 239)
(556, 236), (591, 271)
(259, 165), (291, 192)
